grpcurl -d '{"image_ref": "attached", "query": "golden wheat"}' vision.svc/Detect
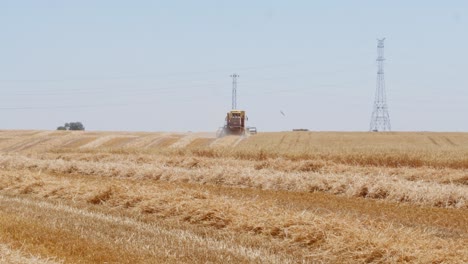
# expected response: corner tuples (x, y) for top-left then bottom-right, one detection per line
(0, 154), (465, 208)
(0, 243), (60, 264)
(1, 168), (466, 263)
(0, 130), (467, 263)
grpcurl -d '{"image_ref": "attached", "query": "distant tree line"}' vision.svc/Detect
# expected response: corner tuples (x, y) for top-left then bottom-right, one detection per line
(57, 122), (85, 131)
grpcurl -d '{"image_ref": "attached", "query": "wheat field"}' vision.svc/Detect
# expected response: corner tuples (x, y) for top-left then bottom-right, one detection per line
(0, 130), (466, 263)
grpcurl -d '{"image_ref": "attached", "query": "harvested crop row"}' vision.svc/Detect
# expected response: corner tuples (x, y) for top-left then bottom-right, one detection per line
(37, 151), (468, 185)
(0, 169), (466, 263)
(0, 154), (466, 208)
(2, 130), (468, 169)
(0, 193), (292, 264)
(0, 243), (59, 264)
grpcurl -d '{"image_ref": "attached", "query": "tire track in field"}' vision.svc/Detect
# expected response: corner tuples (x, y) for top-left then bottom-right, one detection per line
(170, 135), (196, 148)
(444, 136), (458, 146)
(209, 136), (241, 148)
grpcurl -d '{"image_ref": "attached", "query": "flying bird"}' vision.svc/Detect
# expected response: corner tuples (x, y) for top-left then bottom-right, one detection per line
(280, 110), (285, 117)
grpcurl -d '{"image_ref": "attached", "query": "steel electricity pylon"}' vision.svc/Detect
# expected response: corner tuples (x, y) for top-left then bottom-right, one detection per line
(230, 73), (239, 109)
(370, 38), (391, 132)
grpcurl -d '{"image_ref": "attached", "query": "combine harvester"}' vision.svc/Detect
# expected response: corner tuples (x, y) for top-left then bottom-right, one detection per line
(223, 110), (246, 135)
(217, 109), (257, 137)
(217, 74), (256, 138)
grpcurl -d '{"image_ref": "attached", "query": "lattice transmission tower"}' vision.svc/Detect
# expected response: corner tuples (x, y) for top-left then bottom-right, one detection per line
(230, 73), (239, 109)
(369, 38), (391, 132)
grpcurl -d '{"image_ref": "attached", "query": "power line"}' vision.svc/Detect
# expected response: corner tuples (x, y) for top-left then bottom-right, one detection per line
(0, 103), (134, 110)
(0, 62), (306, 83)
(0, 62), (372, 85)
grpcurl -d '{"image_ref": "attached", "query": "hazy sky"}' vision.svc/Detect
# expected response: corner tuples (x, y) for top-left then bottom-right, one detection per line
(0, 1), (467, 132)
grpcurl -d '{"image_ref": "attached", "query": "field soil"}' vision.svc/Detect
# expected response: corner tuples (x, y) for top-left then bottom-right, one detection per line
(0, 130), (467, 263)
